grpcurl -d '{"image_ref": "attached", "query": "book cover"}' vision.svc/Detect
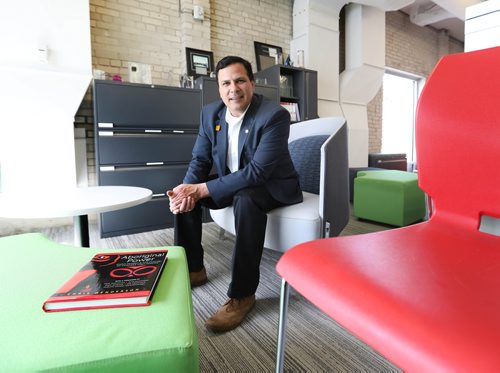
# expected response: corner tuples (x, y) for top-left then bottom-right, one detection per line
(43, 250), (168, 312)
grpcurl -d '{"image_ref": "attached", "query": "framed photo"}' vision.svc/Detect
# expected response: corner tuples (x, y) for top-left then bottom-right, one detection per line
(185, 47), (214, 78)
(254, 41), (283, 71)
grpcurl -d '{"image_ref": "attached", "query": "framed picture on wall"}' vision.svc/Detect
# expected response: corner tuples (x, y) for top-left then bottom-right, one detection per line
(254, 41), (283, 71)
(185, 47), (214, 78)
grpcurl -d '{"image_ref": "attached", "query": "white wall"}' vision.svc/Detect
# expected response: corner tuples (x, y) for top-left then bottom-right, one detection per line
(0, 0), (92, 194)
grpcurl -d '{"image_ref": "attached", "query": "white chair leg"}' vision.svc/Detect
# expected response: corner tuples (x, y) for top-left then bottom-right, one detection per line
(276, 278), (290, 373)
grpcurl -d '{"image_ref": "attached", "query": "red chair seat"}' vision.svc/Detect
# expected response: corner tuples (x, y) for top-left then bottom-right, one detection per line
(277, 217), (500, 371)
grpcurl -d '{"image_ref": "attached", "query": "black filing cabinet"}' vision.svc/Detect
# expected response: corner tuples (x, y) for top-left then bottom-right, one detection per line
(93, 80), (202, 237)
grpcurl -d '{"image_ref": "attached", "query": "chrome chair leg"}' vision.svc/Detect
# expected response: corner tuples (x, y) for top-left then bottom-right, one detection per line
(276, 279), (290, 373)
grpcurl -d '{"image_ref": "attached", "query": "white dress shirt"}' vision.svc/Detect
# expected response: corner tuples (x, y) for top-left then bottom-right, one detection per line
(225, 108), (248, 173)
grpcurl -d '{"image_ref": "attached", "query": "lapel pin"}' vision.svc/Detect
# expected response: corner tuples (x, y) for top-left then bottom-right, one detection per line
(215, 124), (221, 132)
(245, 129), (249, 133)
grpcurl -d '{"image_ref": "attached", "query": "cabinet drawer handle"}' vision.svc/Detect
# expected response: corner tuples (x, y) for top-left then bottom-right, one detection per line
(377, 159), (405, 164)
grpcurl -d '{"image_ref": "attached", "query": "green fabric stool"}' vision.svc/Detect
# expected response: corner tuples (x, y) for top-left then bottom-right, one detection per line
(0, 233), (199, 372)
(353, 170), (426, 226)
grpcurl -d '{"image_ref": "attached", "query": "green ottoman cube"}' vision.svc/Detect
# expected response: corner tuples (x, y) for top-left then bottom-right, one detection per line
(0, 233), (199, 372)
(353, 170), (426, 226)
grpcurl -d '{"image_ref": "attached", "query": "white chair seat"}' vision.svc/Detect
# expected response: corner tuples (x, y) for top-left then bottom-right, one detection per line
(210, 192), (320, 253)
(209, 117), (349, 254)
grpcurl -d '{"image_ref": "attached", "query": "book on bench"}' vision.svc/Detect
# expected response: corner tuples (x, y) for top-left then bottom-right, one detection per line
(43, 250), (168, 312)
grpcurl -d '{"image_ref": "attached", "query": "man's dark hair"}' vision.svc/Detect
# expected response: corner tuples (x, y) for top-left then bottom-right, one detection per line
(215, 56), (254, 83)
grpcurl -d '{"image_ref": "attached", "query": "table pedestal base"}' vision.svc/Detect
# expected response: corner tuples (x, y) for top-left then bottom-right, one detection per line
(73, 215), (89, 247)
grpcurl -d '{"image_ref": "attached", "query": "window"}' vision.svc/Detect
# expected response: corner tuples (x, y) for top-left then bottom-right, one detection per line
(382, 70), (424, 170)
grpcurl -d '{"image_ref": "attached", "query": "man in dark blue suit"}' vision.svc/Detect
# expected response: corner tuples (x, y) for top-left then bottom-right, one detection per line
(167, 56), (302, 332)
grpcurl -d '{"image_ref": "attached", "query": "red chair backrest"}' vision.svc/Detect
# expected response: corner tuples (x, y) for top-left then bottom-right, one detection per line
(415, 46), (500, 228)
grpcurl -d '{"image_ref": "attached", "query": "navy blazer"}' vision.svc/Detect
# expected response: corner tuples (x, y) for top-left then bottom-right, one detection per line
(183, 94), (302, 207)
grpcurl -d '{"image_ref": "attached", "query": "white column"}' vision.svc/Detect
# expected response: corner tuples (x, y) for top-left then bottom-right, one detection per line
(292, 0), (345, 118)
(292, 0), (387, 167)
(340, 4), (386, 167)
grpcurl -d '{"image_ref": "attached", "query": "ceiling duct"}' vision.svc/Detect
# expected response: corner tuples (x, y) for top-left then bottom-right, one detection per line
(409, 2), (455, 26)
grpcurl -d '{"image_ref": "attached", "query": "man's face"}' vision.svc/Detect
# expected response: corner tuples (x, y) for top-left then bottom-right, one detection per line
(217, 62), (255, 117)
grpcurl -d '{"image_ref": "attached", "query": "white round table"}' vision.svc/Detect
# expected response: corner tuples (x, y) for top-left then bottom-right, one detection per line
(0, 186), (152, 246)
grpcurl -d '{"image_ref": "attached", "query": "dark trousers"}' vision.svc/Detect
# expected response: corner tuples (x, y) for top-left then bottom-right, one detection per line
(174, 185), (283, 298)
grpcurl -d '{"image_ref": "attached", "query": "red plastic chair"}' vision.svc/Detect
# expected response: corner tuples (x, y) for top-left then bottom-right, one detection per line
(276, 46), (500, 372)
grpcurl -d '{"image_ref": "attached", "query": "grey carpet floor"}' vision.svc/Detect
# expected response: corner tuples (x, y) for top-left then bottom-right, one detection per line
(37, 214), (399, 372)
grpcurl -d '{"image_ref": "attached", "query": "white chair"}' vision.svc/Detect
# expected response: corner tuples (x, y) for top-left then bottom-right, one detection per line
(209, 117), (350, 252)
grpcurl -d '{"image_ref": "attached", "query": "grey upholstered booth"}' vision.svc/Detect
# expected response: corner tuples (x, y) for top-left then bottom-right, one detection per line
(209, 117), (350, 253)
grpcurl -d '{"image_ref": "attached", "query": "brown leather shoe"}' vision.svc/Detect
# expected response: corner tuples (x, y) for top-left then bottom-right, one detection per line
(205, 294), (256, 332)
(189, 267), (207, 288)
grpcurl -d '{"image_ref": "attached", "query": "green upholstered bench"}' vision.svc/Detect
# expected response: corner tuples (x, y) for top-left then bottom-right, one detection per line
(0, 233), (199, 372)
(353, 170), (426, 226)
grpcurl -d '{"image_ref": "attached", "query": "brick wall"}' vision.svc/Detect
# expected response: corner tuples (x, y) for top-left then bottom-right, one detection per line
(210, 0), (292, 66)
(367, 88), (384, 153)
(89, 0), (292, 86)
(75, 2), (463, 184)
(90, 0), (184, 85)
(367, 10), (464, 153)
